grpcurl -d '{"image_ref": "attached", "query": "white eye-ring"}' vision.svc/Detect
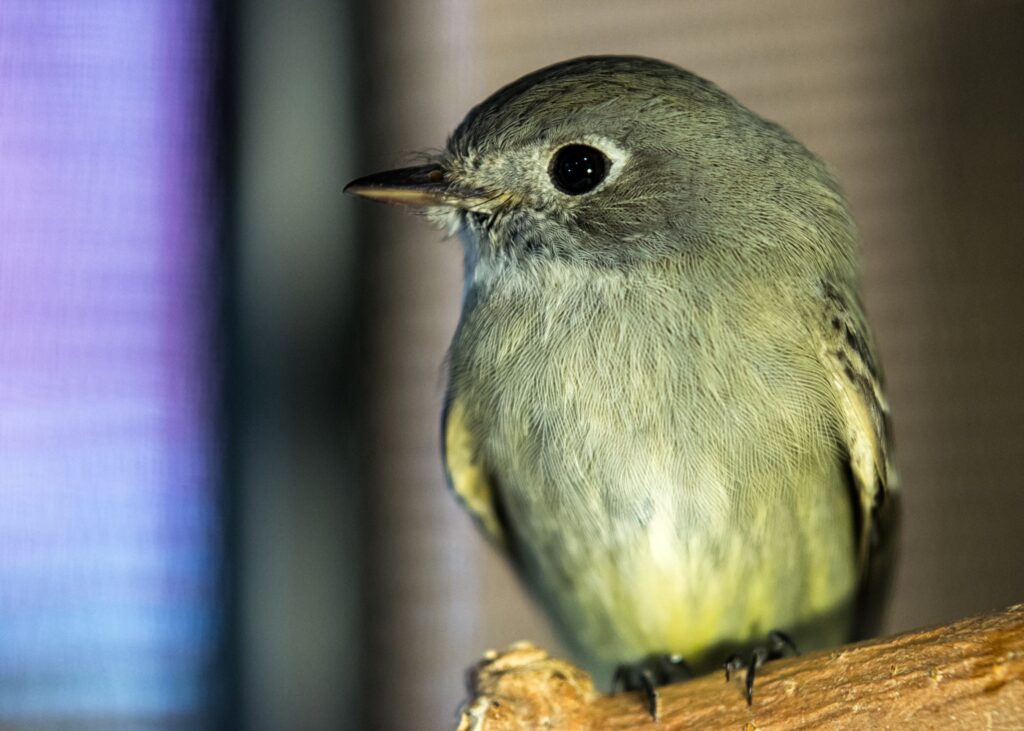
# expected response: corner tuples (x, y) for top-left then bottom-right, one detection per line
(542, 135), (627, 196)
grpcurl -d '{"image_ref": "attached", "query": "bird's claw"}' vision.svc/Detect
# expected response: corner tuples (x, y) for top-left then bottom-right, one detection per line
(613, 653), (692, 720)
(722, 630), (798, 705)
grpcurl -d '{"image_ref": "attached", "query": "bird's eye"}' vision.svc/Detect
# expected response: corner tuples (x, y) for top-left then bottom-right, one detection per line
(549, 144), (609, 195)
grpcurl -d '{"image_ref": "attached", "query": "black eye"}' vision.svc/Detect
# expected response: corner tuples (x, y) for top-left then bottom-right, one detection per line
(550, 144), (609, 195)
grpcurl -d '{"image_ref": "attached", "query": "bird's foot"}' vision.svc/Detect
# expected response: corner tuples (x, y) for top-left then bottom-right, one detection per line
(723, 630), (798, 705)
(612, 653), (692, 720)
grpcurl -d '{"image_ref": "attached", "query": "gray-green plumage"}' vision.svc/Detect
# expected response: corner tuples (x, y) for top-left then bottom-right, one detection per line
(349, 55), (897, 682)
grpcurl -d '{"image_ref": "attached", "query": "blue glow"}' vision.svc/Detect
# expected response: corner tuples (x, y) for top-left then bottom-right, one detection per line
(0, 1), (217, 723)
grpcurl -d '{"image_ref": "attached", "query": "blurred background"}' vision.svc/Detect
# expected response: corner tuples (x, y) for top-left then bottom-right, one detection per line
(0, 1), (1022, 729)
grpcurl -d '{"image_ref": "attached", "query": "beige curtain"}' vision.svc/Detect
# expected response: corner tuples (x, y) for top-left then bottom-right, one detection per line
(359, 2), (1024, 728)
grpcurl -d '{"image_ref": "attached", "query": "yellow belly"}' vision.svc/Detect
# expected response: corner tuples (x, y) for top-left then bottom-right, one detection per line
(505, 457), (858, 677)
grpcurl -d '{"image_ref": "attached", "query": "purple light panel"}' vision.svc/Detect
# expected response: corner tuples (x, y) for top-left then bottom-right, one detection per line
(0, 2), (217, 723)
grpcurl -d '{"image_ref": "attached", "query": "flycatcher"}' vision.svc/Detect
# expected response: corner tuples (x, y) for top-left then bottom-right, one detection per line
(346, 56), (898, 715)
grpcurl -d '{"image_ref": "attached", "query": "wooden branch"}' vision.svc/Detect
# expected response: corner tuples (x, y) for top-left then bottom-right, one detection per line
(456, 603), (1024, 730)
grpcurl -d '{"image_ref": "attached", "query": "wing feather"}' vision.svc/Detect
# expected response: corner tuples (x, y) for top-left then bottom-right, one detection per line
(442, 396), (508, 549)
(818, 281), (899, 637)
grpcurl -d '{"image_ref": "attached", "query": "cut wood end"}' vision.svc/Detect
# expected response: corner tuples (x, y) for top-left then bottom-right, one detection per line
(456, 641), (599, 731)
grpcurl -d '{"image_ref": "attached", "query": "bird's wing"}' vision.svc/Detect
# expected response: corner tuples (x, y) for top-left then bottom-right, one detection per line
(818, 281), (900, 638)
(442, 395), (508, 549)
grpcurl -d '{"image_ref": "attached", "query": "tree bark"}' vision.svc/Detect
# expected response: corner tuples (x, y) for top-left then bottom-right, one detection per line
(456, 603), (1024, 730)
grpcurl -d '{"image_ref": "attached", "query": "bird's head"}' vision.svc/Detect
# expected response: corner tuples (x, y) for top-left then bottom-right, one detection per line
(347, 56), (857, 278)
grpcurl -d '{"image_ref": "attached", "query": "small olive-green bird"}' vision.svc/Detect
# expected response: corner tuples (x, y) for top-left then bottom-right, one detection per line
(347, 56), (898, 711)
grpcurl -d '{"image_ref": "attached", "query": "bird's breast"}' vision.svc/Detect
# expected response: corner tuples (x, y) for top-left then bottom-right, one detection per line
(449, 263), (838, 521)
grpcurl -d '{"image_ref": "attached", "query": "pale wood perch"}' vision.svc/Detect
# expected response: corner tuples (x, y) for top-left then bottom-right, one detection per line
(456, 603), (1024, 730)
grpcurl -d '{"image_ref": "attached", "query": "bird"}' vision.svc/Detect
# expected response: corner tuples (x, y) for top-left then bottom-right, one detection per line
(345, 55), (898, 717)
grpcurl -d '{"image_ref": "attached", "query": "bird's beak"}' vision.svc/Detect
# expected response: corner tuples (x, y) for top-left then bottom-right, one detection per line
(345, 163), (472, 208)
